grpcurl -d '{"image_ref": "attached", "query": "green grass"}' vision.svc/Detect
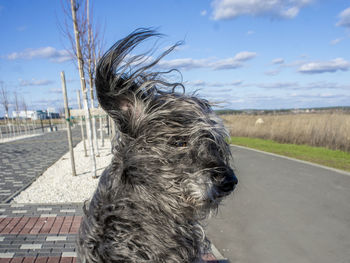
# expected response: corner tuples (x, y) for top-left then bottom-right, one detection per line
(229, 137), (350, 173)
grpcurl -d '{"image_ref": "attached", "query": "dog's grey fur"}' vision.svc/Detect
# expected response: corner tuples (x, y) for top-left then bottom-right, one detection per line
(77, 29), (237, 263)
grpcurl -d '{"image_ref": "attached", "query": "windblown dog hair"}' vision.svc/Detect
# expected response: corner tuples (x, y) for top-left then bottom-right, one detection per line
(77, 29), (237, 263)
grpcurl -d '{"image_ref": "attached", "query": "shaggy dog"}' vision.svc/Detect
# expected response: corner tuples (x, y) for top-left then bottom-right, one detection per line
(77, 28), (237, 263)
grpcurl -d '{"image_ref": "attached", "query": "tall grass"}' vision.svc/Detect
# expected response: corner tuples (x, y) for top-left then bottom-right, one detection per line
(221, 113), (350, 152)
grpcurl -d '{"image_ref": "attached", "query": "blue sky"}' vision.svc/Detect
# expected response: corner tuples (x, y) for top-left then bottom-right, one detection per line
(0, 0), (350, 116)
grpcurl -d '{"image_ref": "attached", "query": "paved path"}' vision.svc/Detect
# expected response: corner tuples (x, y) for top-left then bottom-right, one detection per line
(0, 203), (223, 262)
(0, 203), (82, 262)
(0, 128), (81, 203)
(206, 145), (350, 263)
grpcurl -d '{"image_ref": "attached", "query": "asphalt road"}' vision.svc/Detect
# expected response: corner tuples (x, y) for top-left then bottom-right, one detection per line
(207, 145), (350, 263)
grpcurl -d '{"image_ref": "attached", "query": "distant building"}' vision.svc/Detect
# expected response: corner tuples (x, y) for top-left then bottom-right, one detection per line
(47, 107), (60, 119)
(33, 110), (48, 120)
(12, 110), (35, 119)
(12, 108), (60, 120)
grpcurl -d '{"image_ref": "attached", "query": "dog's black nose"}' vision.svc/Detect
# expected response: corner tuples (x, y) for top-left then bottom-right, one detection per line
(221, 168), (238, 193)
(213, 167), (237, 195)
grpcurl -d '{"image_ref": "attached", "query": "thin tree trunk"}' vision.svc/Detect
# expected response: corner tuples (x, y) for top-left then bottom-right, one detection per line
(77, 89), (88, 157)
(87, 0), (100, 157)
(89, 85), (100, 156)
(70, 0), (97, 178)
(100, 109), (104, 147)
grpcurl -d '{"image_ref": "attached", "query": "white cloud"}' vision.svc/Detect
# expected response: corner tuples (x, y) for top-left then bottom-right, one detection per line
(211, 0), (314, 20)
(244, 81), (349, 91)
(246, 30), (255, 35)
(330, 38), (344, 45)
(258, 82), (298, 89)
(272, 58), (284, 64)
(158, 51), (256, 71)
(187, 80), (242, 87)
(6, 47), (71, 63)
(188, 80), (206, 86)
(212, 90), (350, 110)
(19, 79), (54, 87)
(233, 51), (257, 61)
(158, 58), (209, 70)
(210, 57), (243, 70)
(33, 98), (62, 106)
(336, 7), (350, 28)
(298, 58), (350, 74)
(304, 81), (350, 90)
(264, 69), (280, 76)
(49, 88), (62, 94)
(201, 10), (207, 16)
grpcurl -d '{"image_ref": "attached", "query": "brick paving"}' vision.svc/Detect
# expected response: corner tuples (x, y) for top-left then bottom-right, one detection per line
(0, 204), (82, 262)
(0, 203), (225, 262)
(0, 128), (81, 203)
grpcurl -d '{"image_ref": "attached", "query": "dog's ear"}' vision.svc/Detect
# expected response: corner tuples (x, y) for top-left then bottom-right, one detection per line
(95, 29), (159, 122)
(95, 28), (183, 128)
(95, 72), (138, 119)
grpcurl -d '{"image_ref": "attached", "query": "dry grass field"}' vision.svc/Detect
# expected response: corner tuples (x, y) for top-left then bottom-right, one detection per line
(222, 113), (350, 152)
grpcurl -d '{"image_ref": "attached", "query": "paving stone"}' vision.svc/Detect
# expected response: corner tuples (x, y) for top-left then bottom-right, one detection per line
(37, 208), (52, 211)
(45, 236), (67, 242)
(62, 252), (77, 258)
(0, 128), (81, 203)
(20, 244), (42, 250)
(60, 210), (75, 213)
(12, 210), (27, 214)
(40, 214), (57, 218)
(0, 252), (14, 258)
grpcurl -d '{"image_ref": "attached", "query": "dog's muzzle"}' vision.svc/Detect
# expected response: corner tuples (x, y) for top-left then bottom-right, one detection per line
(214, 167), (238, 197)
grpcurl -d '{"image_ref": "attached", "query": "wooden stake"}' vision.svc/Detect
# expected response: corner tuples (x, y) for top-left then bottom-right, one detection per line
(61, 71), (77, 176)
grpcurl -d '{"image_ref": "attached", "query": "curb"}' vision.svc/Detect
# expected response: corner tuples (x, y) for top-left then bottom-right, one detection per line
(3, 176), (39, 204)
(230, 144), (350, 177)
(210, 243), (228, 261)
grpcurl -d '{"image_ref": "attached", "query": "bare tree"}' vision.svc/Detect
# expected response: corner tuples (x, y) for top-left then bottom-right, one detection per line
(0, 83), (10, 123)
(13, 90), (20, 135)
(60, 0), (105, 176)
(69, 0), (97, 178)
(77, 89), (88, 157)
(21, 98), (28, 119)
(93, 29), (106, 148)
(86, 0), (100, 156)
(0, 83), (11, 137)
(58, 107), (66, 117)
(21, 97), (29, 134)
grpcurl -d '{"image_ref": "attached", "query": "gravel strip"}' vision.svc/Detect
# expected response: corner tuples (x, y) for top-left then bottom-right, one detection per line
(13, 139), (113, 203)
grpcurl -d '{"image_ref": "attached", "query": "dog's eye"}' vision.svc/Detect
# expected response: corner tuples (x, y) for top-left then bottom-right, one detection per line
(169, 136), (188, 147)
(170, 140), (187, 147)
(173, 141), (187, 147)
